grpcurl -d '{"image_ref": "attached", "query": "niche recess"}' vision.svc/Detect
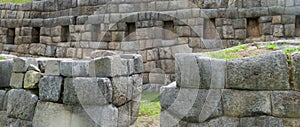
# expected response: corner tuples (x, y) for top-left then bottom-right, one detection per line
(61, 26), (70, 42)
(125, 22), (136, 41)
(32, 27), (40, 43)
(247, 18), (261, 38)
(6, 28), (15, 44)
(296, 16), (300, 37)
(203, 18), (217, 39)
(163, 21), (176, 40)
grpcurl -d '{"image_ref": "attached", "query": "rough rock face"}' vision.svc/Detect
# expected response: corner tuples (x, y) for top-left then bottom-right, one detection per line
(227, 51), (289, 90)
(23, 70), (42, 89)
(39, 76), (63, 102)
(7, 89), (38, 121)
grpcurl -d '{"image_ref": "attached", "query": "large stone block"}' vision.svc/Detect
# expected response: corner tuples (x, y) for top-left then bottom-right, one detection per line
(63, 78), (79, 104)
(120, 54), (144, 74)
(39, 76), (63, 102)
(227, 51), (289, 90)
(111, 76), (134, 107)
(23, 70), (42, 89)
(10, 73), (24, 89)
(89, 55), (122, 77)
(292, 52), (300, 91)
(13, 58), (38, 73)
(72, 77), (112, 106)
(5, 118), (32, 127)
(33, 101), (96, 127)
(271, 91), (300, 117)
(0, 60), (13, 88)
(45, 60), (60, 76)
(222, 89), (271, 117)
(60, 60), (90, 77)
(7, 89), (38, 121)
(175, 54), (200, 88)
(240, 116), (284, 127)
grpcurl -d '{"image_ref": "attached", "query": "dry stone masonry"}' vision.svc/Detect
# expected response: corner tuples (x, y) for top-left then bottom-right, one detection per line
(160, 41), (300, 127)
(1, 0), (300, 88)
(0, 54), (143, 127)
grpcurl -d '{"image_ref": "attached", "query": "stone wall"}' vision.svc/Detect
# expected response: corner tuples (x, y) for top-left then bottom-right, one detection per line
(160, 42), (300, 126)
(0, 54), (143, 127)
(1, 0), (300, 88)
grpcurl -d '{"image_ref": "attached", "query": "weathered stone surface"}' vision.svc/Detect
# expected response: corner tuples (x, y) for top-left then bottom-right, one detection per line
(90, 50), (117, 59)
(186, 116), (240, 127)
(227, 51), (289, 90)
(0, 90), (6, 111)
(23, 70), (41, 89)
(120, 54), (144, 74)
(222, 89), (271, 117)
(271, 91), (300, 117)
(175, 54), (200, 88)
(63, 78), (79, 104)
(292, 52), (300, 91)
(0, 60), (13, 88)
(10, 73), (24, 89)
(73, 77), (112, 105)
(60, 60), (90, 77)
(45, 60), (60, 75)
(283, 118), (300, 127)
(160, 110), (181, 127)
(160, 82), (179, 110)
(0, 111), (6, 127)
(33, 101), (95, 127)
(13, 58), (37, 73)
(39, 76), (63, 102)
(196, 56), (226, 89)
(7, 89), (38, 120)
(27, 64), (40, 72)
(5, 118), (32, 127)
(240, 116), (284, 127)
(111, 76), (133, 107)
(90, 55), (122, 77)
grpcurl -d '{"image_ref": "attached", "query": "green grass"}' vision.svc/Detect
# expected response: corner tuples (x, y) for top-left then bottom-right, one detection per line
(265, 44), (278, 50)
(138, 92), (161, 119)
(0, 0), (32, 4)
(0, 57), (4, 60)
(207, 43), (247, 60)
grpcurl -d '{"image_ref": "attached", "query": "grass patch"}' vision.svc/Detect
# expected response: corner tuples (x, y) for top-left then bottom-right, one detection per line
(207, 43), (248, 59)
(0, 57), (4, 60)
(138, 92), (161, 118)
(0, 0), (32, 4)
(265, 44), (278, 50)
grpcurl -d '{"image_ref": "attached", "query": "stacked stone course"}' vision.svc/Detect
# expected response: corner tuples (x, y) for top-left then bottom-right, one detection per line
(160, 41), (300, 127)
(0, 54), (143, 127)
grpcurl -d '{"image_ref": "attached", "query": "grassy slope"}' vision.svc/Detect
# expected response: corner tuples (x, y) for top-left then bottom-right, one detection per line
(0, 0), (32, 4)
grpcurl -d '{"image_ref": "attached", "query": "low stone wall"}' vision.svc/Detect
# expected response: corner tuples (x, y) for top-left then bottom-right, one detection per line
(0, 54), (143, 127)
(160, 46), (300, 126)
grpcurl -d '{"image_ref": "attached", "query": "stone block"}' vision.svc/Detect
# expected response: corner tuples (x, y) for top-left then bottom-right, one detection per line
(0, 60), (13, 88)
(159, 47), (172, 59)
(29, 44), (46, 56)
(260, 22), (272, 35)
(0, 90), (6, 111)
(240, 116), (284, 127)
(171, 45), (193, 59)
(60, 60), (90, 77)
(90, 55), (122, 77)
(175, 54), (200, 88)
(5, 118), (32, 127)
(120, 54), (144, 74)
(111, 76), (134, 107)
(285, 24), (295, 37)
(271, 91), (300, 117)
(186, 117), (240, 127)
(45, 60), (60, 76)
(283, 118), (300, 127)
(222, 25), (234, 39)
(227, 51), (289, 90)
(63, 78), (79, 104)
(233, 19), (246, 29)
(235, 29), (246, 39)
(23, 70), (41, 89)
(39, 76), (63, 102)
(292, 52), (300, 91)
(273, 25), (284, 37)
(13, 57), (38, 73)
(73, 77), (112, 105)
(10, 73), (24, 89)
(7, 89), (38, 120)
(282, 15), (295, 24)
(222, 89), (271, 117)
